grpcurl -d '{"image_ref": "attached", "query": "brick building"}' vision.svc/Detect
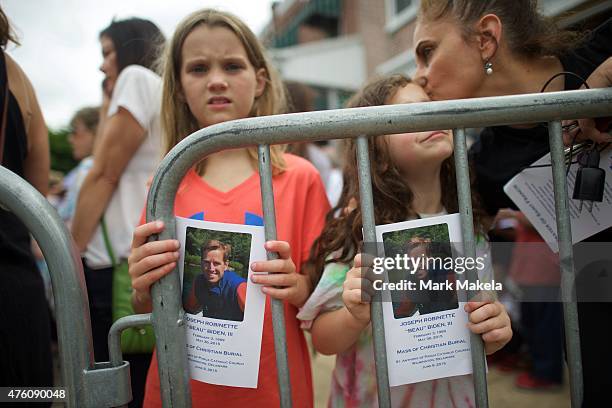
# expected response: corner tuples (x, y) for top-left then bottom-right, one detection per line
(261, 0), (611, 109)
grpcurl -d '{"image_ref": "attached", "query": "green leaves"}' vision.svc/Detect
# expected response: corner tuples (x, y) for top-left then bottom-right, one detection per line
(185, 227), (252, 279)
(49, 128), (78, 174)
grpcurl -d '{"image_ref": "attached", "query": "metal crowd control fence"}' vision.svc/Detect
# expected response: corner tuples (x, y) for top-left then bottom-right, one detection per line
(0, 88), (610, 407)
(146, 88), (612, 408)
(0, 166), (132, 407)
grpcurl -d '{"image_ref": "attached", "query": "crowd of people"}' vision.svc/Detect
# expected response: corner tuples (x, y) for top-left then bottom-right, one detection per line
(0, 1), (610, 407)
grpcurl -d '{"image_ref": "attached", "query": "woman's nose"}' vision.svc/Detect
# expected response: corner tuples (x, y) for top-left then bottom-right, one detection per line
(413, 68), (427, 88)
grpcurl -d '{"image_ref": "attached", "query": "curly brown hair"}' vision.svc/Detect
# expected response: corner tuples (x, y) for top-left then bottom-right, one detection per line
(306, 74), (487, 287)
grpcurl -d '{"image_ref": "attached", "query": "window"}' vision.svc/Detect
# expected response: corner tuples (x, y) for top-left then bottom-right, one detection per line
(539, 0), (588, 16)
(385, 0), (420, 34)
(395, 0), (414, 14)
(376, 49), (417, 77)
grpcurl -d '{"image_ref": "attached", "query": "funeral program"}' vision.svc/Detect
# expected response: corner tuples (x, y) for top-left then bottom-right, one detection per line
(374, 214), (496, 385)
(176, 217), (267, 388)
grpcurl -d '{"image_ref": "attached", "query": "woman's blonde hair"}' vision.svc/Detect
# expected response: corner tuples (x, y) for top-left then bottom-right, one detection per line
(160, 8), (287, 172)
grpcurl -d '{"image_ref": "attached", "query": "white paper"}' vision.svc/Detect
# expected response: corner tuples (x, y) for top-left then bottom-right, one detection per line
(176, 216), (266, 388)
(504, 147), (612, 252)
(375, 214), (475, 386)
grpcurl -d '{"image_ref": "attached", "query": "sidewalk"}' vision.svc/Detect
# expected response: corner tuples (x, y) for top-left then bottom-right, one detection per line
(308, 336), (570, 407)
(51, 337), (570, 406)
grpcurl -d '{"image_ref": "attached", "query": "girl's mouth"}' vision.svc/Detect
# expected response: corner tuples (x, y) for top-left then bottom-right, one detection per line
(208, 96), (232, 107)
(421, 131), (447, 143)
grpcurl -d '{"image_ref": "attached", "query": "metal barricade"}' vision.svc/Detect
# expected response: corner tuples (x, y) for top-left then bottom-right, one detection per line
(1, 88), (610, 407)
(145, 88), (612, 408)
(0, 166), (133, 407)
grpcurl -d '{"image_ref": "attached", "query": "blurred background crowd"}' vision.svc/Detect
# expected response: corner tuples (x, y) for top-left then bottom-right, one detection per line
(1, 0), (611, 407)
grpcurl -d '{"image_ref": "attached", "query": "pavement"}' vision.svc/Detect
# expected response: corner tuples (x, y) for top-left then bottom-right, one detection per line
(308, 335), (570, 408)
(51, 337), (570, 407)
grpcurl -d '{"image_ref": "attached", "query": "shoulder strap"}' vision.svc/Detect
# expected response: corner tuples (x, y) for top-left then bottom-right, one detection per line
(0, 50), (9, 164)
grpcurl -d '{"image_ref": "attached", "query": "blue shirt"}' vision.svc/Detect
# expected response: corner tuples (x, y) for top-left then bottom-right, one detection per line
(194, 270), (246, 321)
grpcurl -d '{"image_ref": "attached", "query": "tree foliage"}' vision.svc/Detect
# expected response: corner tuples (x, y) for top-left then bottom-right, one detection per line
(183, 227), (253, 284)
(48, 128), (77, 174)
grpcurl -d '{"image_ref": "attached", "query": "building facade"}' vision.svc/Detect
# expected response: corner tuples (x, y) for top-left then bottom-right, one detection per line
(261, 0), (612, 109)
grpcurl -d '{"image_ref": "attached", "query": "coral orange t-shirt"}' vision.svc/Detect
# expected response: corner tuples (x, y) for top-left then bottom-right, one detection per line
(143, 154), (330, 407)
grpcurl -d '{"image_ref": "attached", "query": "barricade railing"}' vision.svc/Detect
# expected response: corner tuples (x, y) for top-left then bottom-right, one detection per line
(145, 88), (612, 408)
(1, 88), (610, 407)
(0, 166), (132, 407)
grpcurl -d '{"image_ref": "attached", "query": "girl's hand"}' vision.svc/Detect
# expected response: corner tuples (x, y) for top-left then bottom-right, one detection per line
(250, 241), (309, 308)
(465, 301), (512, 355)
(342, 253), (375, 326)
(128, 221), (180, 312)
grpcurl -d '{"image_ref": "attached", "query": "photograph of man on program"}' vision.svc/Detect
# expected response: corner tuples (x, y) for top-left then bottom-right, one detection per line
(182, 228), (252, 322)
(382, 222), (459, 319)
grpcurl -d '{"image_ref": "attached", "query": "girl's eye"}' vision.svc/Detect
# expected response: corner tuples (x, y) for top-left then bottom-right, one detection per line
(225, 63), (244, 72)
(195, 65), (208, 73)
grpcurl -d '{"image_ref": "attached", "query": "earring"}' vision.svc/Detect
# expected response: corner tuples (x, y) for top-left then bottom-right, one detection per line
(484, 61), (493, 75)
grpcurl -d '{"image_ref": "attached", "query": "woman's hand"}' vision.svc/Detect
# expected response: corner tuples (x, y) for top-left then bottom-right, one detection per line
(563, 57), (612, 145)
(128, 221), (180, 313)
(342, 253), (375, 326)
(250, 241), (309, 308)
(465, 301), (513, 355)
(563, 117), (612, 145)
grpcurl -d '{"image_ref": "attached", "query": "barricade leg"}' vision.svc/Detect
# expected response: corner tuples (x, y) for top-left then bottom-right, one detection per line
(258, 144), (292, 408)
(0, 166), (132, 407)
(356, 136), (392, 407)
(453, 128), (489, 408)
(548, 120), (583, 407)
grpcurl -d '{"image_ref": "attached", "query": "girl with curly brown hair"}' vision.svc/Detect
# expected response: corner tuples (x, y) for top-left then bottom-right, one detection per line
(298, 74), (512, 407)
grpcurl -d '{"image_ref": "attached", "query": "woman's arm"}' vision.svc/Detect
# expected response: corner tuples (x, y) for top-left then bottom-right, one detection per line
(92, 82), (111, 156)
(22, 86), (49, 195)
(71, 107), (145, 251)
(5, 54), (49, 195)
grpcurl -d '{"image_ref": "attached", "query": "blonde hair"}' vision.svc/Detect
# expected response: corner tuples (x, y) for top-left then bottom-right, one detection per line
(70, 106), (100, 134)
(160, 9), (287, 172)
